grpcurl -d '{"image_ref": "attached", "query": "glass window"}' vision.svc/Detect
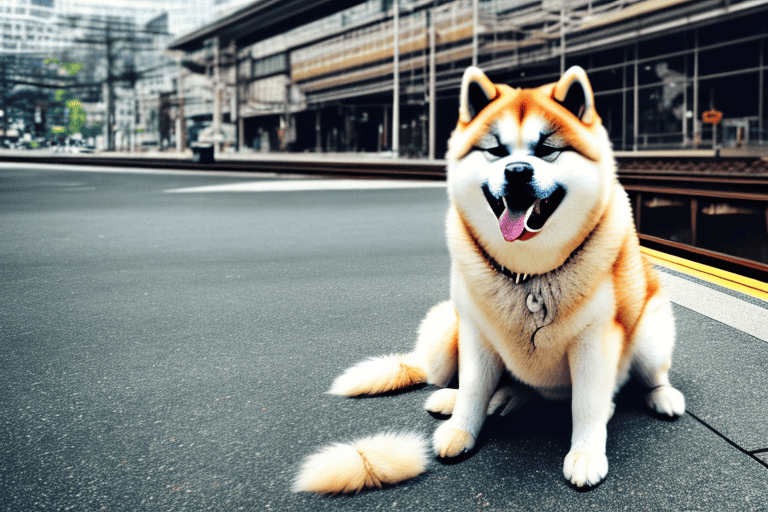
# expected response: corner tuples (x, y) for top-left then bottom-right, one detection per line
(626, 63), (634, 88)
(252, 53), (288, 78)
(698, 72), (760, 120)
(594, 91), (624, 148)
(503, 63), (560, 88)
(567, 54), (590, 71)
(638, 84), (685, 147)
(588, 66), (624, 92)
(698, 15), (766, 47)
(698, 41), (760, 77)
(682, 83), (695, 146)
(639, 33), (689, 59)
(591, 47), (625, 68)
(638, 55), (687, 86)
(763, 65), (768, 137)
(625, 90), (634, 150)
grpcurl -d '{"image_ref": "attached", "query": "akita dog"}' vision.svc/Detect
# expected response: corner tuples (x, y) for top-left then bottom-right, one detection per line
(294, 66), (685, 493)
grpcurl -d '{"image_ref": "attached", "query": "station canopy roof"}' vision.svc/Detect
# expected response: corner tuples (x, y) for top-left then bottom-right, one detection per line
(169, 0), (368, 52)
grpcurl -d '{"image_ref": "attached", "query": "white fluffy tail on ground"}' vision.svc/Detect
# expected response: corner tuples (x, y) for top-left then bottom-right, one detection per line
(327, 354), (426, 396)
(293, 432), (430, 494)
(327, 301), (459, 397)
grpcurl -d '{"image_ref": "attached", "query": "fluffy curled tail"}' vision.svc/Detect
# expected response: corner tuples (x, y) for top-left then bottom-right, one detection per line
(327, 354), (427, 396)
(300, 301), (458, 493)
(327, 301), (459, 397)
(293, 432), (430, 494)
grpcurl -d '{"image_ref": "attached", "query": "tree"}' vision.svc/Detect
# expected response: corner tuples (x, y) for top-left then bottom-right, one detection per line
(44, 58), (89, 143)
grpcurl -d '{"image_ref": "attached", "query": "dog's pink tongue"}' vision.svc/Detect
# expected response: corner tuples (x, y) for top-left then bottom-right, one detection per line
(499, 209), (526, 242)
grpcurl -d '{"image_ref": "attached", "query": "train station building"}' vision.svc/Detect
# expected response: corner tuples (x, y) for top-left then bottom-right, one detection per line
(169, 0), (768, 157)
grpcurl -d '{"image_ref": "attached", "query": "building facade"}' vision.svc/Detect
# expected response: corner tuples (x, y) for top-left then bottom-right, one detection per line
(0, 0), (63, 54)
(170, 0), (768, 157)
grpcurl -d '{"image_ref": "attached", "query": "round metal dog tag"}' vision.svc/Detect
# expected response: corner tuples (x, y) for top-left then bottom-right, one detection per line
(526, 292), (542, 313)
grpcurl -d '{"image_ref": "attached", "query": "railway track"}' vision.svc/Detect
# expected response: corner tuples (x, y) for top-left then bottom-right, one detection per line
(2, 152), (767, 283)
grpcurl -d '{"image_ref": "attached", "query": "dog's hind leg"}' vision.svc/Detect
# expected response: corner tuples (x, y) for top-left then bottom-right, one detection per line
(328, 301), (459, 396)
(630, 293), (685, 417)
(419, 300), (460, 387)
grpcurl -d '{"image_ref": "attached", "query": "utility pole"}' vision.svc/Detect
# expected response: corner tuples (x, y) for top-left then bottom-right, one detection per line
(392, 0), (400, 157)
(429, 7), (436, 160)
(234, 43), (244, 152)
(177, 69), (186, 152)
(212, 36), (222, 153)
(105, 31), (115, 151)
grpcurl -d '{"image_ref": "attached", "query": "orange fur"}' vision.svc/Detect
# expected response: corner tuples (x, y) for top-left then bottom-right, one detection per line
(449, 83), (604, 162)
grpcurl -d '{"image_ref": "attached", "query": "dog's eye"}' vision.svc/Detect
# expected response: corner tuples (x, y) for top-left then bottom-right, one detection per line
(534, 143), (560, 159)
(533, 132), (570, 162)
(485, 145), (510, 158)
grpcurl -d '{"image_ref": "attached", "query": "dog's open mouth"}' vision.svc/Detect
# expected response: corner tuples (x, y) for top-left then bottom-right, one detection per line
(482, 184), (566, 242)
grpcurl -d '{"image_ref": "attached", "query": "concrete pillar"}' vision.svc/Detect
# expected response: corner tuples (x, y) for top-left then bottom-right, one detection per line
(177, 70), (186, 152)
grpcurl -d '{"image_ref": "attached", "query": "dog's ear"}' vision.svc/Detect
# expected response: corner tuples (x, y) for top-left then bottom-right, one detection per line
(459, 67), (498, 123)
(553, 66), (596, 125)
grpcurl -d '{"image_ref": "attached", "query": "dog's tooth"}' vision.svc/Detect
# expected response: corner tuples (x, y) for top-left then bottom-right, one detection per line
(523, 273), (528, 281)
(515, 273), (521, 284)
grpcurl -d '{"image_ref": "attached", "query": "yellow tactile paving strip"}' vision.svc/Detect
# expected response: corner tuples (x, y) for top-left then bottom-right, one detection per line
(641, 247), (768, 303)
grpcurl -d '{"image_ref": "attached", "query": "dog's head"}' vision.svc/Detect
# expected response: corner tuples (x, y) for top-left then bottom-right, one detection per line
(446, 66), (616, 274)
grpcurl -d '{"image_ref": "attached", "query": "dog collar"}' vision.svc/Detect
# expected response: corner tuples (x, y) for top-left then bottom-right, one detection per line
(471, 231), (590, 285)
(476, 242), (533, 284)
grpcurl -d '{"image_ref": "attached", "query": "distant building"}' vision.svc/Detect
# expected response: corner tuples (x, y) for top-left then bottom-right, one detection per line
(171, 0), (768, 156)
(56, 0), (255, 38)
(169, 0), (255, 39)
(0, 0), (63, 54)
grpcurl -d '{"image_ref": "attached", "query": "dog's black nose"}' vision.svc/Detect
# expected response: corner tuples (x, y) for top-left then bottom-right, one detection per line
(503, 163), (537, 207)
(504, 162), (534, 187)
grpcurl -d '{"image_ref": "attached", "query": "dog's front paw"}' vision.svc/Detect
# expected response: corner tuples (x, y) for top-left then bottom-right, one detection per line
(646, 385), (685, 417)
(433, 421), (475, 458)
(563, 449), (608, 488)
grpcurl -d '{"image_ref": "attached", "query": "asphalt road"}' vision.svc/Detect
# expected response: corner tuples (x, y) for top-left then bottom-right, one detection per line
(2, 162), (767, 511)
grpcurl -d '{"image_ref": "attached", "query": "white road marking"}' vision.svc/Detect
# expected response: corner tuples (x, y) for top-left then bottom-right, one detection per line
(164, 179), (447, 193)
(0, 161), (274, 178)
(660, 272), (768, 343)
(0, 162), (447, 190)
